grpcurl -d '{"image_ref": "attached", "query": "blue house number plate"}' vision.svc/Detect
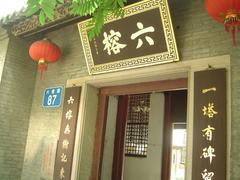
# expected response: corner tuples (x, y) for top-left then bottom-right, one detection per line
(43, 86), (63, 108)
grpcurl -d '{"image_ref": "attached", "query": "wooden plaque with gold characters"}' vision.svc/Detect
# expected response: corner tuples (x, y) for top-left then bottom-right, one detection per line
(78, 0), (179, 75)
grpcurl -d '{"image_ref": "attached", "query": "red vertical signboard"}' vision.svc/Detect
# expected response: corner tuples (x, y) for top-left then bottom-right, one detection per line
(192, 68), (227, 180)
(53, 87), (81, 180)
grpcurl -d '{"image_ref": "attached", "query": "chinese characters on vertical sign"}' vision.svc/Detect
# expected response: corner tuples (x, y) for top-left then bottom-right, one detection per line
(78, 0), (179, 75)
(192, 69), (227, 180)
(53, 87), (81, 180)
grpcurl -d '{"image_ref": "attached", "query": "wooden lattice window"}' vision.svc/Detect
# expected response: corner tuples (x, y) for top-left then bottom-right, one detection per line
(125, 93), (150, 157)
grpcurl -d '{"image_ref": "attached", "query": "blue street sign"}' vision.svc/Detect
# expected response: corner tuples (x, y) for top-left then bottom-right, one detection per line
(43, 86), (63, 108)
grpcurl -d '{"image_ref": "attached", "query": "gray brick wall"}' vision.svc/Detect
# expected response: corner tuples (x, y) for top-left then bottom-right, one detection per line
(19, 1), (240, 180)
(0, 34), (36, 180)
(229, 51), (240, 180)
(21, 24), (88, 180)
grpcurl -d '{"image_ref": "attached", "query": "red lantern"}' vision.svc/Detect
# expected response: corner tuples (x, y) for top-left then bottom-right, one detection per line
(205, 0), (240, 46)
(29, 39), (61, 79)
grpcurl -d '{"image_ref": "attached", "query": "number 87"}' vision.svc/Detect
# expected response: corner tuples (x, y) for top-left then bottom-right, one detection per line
(47, 94), (57, 105)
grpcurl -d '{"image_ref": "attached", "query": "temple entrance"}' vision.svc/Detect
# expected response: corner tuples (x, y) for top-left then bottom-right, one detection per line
(91, 79), (188, 180)
(68, 55), (229, 180)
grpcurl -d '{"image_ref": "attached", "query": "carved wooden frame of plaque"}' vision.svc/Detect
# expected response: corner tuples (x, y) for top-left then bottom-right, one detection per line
(78, 0), (179, 75)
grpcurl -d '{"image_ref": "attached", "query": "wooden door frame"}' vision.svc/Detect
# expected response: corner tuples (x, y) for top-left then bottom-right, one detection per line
(90, 78), (188, 180)
(161, 92), (173, 180)
(68, 55), (230, 180)
(111, 95), (129, 180)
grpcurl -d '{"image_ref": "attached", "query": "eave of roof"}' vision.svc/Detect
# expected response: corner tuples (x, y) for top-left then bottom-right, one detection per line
(0, 0), (139, 38)
(0, 7), (26, 26)
(0, 3), (80, 38)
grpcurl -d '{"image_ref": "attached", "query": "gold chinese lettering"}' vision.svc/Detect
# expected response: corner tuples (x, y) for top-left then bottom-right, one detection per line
(60, 167), (65, 179)
(201, 169), (214, 180)
(200, 145), (216, 164)
(202, 103), (218, 118)
(202, 125), (215, 141)
(61, 153), (68, 163)
(65, 110), (73, 120)
(67, 96), (74, 104)
(64, 124), (71, 135)
(62, 139), (69, 150)
(202, 87), (216, 94)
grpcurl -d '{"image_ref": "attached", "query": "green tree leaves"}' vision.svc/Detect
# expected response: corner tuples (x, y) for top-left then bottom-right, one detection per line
(80, 0), (126, 40)
(26, 0), (127, 39)
(39, 10), (46, 24)
(26, 0), (57, 25)
(41, 0), (56, 21)
(26, 0), (40, 16)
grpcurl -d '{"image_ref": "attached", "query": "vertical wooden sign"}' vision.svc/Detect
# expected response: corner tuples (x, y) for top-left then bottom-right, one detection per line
(192, 69), (227, 180)
(53, 87), (81, 180)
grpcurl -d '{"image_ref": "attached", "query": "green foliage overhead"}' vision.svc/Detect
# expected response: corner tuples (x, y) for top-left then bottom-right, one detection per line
(26, 0), (127, 40)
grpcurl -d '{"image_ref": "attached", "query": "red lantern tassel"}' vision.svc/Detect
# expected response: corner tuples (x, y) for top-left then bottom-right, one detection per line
(38, 59), (48, 80)
(225, 23), (230, 32)
(232, 26), (236, 47)
(225, 23), (237, 47)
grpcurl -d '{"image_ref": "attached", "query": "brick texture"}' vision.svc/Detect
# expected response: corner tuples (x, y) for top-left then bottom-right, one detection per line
(21, 24), (88, 180)
(0, 35), (36, 180)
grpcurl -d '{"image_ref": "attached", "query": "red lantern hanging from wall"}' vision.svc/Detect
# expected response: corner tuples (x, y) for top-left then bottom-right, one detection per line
(205, 0), (240, 46)
(29, 39), (61, 79)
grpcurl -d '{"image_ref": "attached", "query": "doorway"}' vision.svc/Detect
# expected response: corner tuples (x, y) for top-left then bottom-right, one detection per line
(91, 78), (188, 180)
